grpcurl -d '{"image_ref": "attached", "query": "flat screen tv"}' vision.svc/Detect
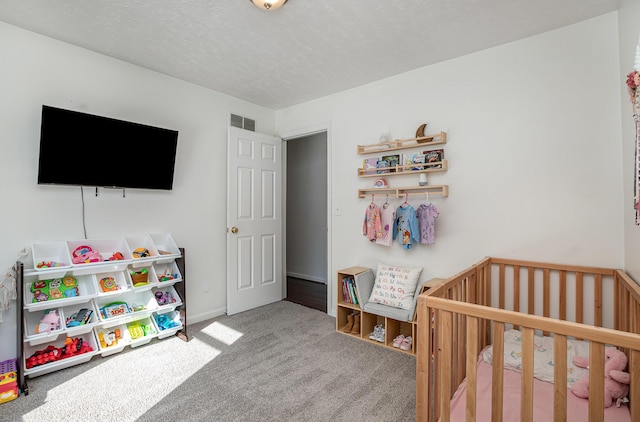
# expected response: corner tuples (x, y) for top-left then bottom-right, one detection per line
(37, 105), (178, 190)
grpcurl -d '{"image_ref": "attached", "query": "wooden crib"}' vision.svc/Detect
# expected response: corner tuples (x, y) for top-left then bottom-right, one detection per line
(416, 257), (640, 422)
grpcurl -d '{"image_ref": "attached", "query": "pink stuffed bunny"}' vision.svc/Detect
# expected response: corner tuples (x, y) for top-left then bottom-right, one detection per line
(570, 348), (630, 408)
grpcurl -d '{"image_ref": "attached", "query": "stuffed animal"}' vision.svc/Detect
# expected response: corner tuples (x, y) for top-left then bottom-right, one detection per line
(570, 348), (630, 408)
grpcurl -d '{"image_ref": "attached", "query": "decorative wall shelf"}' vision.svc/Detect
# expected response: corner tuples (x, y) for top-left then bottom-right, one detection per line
(357, 131), (446, 155)
(358, 160), (448, 177)
(358, 185), (449, 199)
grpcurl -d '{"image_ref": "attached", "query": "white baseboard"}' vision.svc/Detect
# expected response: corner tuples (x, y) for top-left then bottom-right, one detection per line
(286, 271), (326, 284)
(186, 306), (227, 325)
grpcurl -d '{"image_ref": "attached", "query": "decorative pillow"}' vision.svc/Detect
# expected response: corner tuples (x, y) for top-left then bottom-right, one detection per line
(368, 263), (422, 310)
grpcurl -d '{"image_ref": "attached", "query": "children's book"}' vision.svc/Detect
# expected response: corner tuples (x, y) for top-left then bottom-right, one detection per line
(362, 158), (378, 175)
(380, 154), (400, 172)
(424, 149), (444, 168)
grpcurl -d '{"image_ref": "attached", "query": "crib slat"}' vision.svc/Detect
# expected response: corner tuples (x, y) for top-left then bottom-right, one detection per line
(631, 350), (640, 422)
(543, 269), (550, 336)
(589, 342), (605, 422)
(594, 274), (602, 327)
(499, 263), (505, 310)
(559, 270), (566, 322)
(492, 323), (504, 422)
(513, 266), (520, 330)
(528, 267), (534, 315)
(439, 310), (452, 422)
(521, 328), (534, 421)
(466, 316), (479, 422)
(576, 272), (584, 326)
(553, 335), (567, 422)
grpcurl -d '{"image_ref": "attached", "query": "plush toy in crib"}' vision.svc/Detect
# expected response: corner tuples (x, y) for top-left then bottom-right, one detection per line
(570, 348), (630, 408)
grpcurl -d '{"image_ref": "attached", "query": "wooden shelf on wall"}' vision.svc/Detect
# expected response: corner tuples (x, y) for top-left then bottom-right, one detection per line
(358, 160), (448, 177)
(358, 185), (449, 199)
(357, 131), (446, 155)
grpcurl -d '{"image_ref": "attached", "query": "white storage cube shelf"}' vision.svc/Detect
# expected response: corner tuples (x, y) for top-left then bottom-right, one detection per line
(94, 290), (158, 327)
(23, 308), (64, 346)
(153, 310), (183, 339)
(22, 233), (183, 376)
(31, 241), (73, 272)
(128, 265), (158, 292)
(23, 331), (98, 378)
(67, 238), (134, 268)
(94, 270), (129, 296)
(153, 261), (182, 287)
(95, 315), (158, 357)
(150, 233), (181, 263)
(24, 303), (100, 347)
(152, 285), (182, 314)
(127, 235), (160, 268)
(24, 273), (97, 312)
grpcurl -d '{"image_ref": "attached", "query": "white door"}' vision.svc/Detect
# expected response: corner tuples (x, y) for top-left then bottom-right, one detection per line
(227, 127), (283, 315)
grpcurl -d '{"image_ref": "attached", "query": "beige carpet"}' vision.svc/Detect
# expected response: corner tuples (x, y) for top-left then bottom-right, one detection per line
(3, 301), (416, 421)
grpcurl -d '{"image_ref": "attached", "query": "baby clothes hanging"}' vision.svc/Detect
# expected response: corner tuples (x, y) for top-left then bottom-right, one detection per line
(363, 201), (383, 241)
(393, 203), (419, 250)
(417, 202), (439, 245)
(375, 202), (395, 246)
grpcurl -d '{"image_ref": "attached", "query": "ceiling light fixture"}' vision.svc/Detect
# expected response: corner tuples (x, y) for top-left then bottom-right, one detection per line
(250, 0), (288, 11)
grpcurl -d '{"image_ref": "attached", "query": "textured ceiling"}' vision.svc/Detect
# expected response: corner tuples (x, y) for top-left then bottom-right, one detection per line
(0, 0), (619, 110)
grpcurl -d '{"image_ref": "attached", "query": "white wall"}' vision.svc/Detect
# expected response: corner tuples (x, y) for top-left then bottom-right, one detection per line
(0, 21), (276, 360)
(277, 13), (624, 316)
(619, 1), (640, 280)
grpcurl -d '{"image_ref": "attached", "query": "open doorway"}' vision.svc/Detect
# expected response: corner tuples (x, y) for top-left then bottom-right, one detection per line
(284, 131), (328, 312)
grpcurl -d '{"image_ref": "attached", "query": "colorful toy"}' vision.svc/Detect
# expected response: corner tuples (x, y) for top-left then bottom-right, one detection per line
(35, 309), (61, 334)
(132, 247), (151, 258)
(30, 276), (79, 303)
(72, 245), (102, 264)
(157, 266), (178, 282)
(154, 314), (179, 331)
(130, 268), (149, 287)
(154, 290), (176, 306)
(97, 329), (121, 348)
(36, 261), (64, 268)
(25, 337), (93, 369)
(571, 348), (631, 408)
(0, 360), (18, 404)
(108, 252), (124, 261)
(100, 302), (131, 319)
(65, 308), (93, 328)
(99, 276), (119, 292)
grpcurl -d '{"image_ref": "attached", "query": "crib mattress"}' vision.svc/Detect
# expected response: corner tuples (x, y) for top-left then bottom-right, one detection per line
(448, 359), (630, 422)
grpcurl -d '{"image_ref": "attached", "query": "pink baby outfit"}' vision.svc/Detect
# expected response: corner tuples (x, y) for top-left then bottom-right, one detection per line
(363, 203), (382, 241)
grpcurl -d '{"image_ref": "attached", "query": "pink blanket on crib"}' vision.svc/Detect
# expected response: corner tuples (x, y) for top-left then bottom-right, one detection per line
(448, 360), (630, 421)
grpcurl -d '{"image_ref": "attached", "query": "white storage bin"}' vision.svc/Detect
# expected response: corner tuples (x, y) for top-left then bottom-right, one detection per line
(126, 235), (159, 268)
(67, 238), (133, 268)
(94, 270), (129, 295)
(128, 266), (158, 291)
(152, 285), (182, 314)
(23, 331), (98, 378)
(63, 302), (99, 337)
(153, 310), (183, 339)
(149, 233), (180, 263)
(31, 242), (72, 273)
(152, 261), (182, 286)
(24, 273), (97, 312)
(24, 308), (64, 346)
(94, 290), (158, 325)
(94, 324), (129, 357)
(125, 316), (158, 348)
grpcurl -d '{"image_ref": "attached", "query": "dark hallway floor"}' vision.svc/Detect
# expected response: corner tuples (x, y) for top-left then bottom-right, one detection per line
(285, 276), (327, 313)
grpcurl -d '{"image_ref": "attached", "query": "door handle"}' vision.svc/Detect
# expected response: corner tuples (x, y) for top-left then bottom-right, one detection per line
(231, 226), (239, 234)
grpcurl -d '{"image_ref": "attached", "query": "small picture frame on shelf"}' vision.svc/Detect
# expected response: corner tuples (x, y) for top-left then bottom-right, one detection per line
(424, 149), (444, 168)
(381, 154), (400, 172)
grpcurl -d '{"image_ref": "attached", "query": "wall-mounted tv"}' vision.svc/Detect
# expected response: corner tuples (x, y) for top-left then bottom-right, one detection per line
(37, 105), (178, 190)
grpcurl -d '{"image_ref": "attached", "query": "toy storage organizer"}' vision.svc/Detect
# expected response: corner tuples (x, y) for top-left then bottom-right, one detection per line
(15, 234), (187, 396)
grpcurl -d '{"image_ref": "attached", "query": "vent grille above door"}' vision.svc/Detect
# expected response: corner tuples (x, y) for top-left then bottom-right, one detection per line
(230, 114), (255, 132)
